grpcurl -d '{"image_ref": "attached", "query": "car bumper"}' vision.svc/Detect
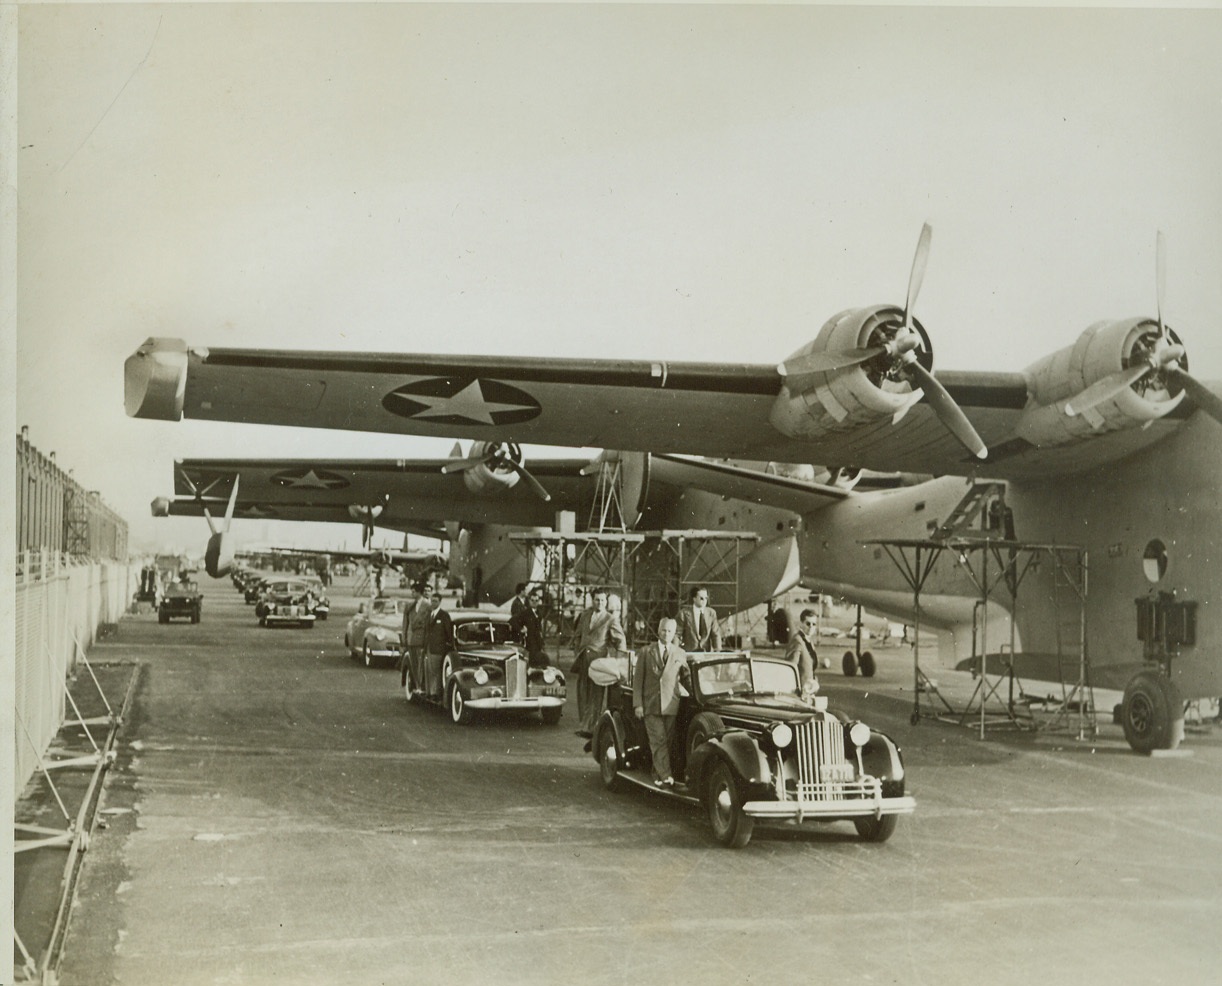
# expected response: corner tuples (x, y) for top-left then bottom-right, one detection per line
(265, 613), (316, 625)
(363, 643), (400, 657)
(465, 695), (566, 711)
(743, 794), (916, 821)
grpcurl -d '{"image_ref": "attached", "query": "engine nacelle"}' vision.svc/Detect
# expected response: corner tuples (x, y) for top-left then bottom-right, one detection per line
(461, 442), (522, 497)
(769, 306), (931, 440)
(1015, 318), (1185, 447)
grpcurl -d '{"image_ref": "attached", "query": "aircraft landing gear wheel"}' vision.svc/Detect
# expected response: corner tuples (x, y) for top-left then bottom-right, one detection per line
(705, 759), (754, 849)
(854, 813), (898, 843)
(1121, 670), (1184, 754)
(598, 724), (625, 791)
(842, 651), (858, 677)
(450, 683), (473, 725)
(859, 651), (876, 678)
(910, 710), (921, 726)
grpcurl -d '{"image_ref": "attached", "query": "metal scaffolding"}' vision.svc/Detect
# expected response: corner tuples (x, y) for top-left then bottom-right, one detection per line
(510, 529), (758, 652)
(863, 535), (1092, 740)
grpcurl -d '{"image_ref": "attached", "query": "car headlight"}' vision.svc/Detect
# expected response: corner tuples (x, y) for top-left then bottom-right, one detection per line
(769, 722), (793, 749)
(849, 722), (872, 748)
(542, 667), (557, 684)
(473, 668), (489, 685)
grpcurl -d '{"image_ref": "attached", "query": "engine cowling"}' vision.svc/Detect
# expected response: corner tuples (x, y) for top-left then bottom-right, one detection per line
(460, 442), (523, 497)
(769, 306), (932, 440)
(1015, 318), (1186, 447)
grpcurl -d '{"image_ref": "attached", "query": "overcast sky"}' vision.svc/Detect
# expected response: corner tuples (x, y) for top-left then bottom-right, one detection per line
(11, 3), (1222, 553)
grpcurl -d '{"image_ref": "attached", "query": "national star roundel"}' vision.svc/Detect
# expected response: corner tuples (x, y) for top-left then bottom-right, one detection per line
(382, 377), (542, 427)
(269, 468), (351, 490)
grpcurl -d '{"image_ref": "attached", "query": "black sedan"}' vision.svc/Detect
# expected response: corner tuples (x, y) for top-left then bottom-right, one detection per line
(593, 651), (915, 848)
(406, 610), (566, 726)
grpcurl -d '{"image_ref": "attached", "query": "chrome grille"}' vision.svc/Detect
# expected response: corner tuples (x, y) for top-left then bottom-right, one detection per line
(792, 719), (860, 801)
(505, 656), (526, 699)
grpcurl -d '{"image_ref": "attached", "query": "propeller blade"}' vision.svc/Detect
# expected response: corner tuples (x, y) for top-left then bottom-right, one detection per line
(904, 361), (988, 459)
(1167, 367), (1222, 425)
(1156, 230), (1167, 340)
(904, 223), (933, 329)
(441, 458), (483, 474)
(891, 388), (925, 424)
(779, 347), (883, 379)
(506, 460), (552, 502)
(222, 474), (240, 533)
(1063, 364), (1151, 417)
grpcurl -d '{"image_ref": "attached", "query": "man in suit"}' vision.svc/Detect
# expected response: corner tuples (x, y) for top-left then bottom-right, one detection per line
(423, 590), (454, 700)
(570, 588), (626, 737)
(510, 586), (549, 667)
(784, 608), (821, 697)
(677, 586), (721, 652)
(509, 582), (530, 621)
(633, 617), (691, 787)
(401, 580), (432, 691)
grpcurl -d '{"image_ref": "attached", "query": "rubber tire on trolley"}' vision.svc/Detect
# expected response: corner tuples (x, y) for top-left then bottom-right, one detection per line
(842, 651), (858, 677)
(597, 722), (625, 791)
(854, 813), (898, 843)
(686, 711), (726, 763)
(705, 758), (754, 849)
(540, 705), (563, 725)
(1120, 669), (1184, 753)
(859, 651), (876, 678)
(449, 683), (474, 725)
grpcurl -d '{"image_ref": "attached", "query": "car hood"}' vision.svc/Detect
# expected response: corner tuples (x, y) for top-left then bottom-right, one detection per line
(458, 644), (525, 662)
(702, 693), (823, 724)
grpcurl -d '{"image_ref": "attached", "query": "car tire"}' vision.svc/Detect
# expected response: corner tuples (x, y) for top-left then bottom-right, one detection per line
(441, 655), (454, 685)
(854, 813), (898, 843)
(859, 651), (876, 678)
(686, 711), (725, 763)
(158, 612), (168, 624)
(540, 705), (563, 725)
(705, 758), (754, 849)
(363, 642), (374, 668)
(597, 722), (625, 791)
(259, 616), (267, 628)
(1121, 670), (1184, 754)
(842, 650), (858, 677)
(449, 683), (473, 725)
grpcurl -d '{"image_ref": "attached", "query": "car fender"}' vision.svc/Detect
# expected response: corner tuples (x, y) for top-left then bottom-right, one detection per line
(688, 731), (771, 793)
(860, 730), (906, 793)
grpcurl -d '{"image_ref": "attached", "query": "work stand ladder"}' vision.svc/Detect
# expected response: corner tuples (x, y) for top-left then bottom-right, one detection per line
(864, 482), (1093, 740)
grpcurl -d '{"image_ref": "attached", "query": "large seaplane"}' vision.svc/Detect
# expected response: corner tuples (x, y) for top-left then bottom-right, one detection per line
(127, 229), (1221, 753)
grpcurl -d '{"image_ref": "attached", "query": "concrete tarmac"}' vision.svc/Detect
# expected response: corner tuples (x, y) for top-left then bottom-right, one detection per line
(31, 576), (1222, 985)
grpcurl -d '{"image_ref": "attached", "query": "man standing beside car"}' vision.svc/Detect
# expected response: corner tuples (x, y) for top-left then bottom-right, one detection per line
(510, 586), (550, 668)
(677, 586), (721, 652)
(633, 617), (691, 788)
(401, 580), (432, 692)
(423, 590), (454, 701)
(784, 608), (821, 697)
(571, 588), (626, 738)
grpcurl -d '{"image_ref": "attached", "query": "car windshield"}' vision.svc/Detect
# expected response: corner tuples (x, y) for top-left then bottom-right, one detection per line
(273, 582), (309, 595)
(695, 656), (800, 697)
(454, 620), (515, 647)
(369, 599), (404, 617)
(167, 582), (197, 596)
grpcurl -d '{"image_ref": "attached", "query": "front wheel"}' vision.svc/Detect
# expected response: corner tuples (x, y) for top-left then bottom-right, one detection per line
(449, 683), (474, 725)
(597, 723), (625, 791)
(363, 642), (374, 668)
(1121, 670), (1184, 753)
(854, 813), (898, 843)
(705, 759), (754, 849)
(541, 705), (563, 725)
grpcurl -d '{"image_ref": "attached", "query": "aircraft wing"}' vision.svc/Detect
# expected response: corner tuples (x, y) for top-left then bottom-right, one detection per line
(164, 455), (601, 529)
(127, 338), (1210, 481)
(650, 455), (851, 514)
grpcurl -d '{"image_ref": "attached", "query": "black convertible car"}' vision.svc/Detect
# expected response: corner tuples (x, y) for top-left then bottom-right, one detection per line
(593, 651), (915, 848)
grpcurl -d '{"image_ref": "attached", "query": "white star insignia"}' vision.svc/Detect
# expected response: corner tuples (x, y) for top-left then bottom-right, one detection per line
(280, 469), (345, 489)
(392, 380), (534, 425)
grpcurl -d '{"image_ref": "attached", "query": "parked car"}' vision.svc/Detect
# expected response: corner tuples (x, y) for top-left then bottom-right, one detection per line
(244, 576), (269, 605)
(592, 650), (915, 848)
(258, 579), (317, 628)
(407, 610), (566, 725)
(345, 597), (406, 666)
(159, 580), (203, 624)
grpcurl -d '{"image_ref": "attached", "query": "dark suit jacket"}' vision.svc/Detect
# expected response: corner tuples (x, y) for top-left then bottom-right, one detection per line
(510, 604), (545, 654)
(677, 605), (721, 651)
(424, 607), (454, 656)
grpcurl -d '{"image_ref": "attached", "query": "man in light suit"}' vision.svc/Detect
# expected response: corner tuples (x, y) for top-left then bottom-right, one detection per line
(633, 618), (691, 787)
(677, 586), (721, 652)
(784, 608), (821, 697)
